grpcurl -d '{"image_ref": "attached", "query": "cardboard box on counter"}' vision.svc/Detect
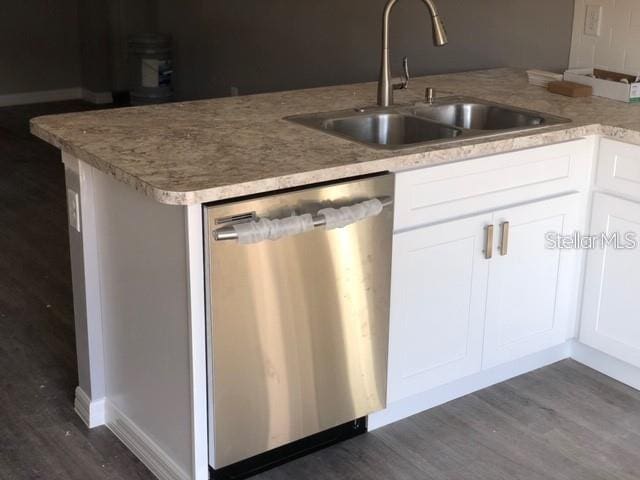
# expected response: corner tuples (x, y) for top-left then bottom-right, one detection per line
(564, 68), (640, 103)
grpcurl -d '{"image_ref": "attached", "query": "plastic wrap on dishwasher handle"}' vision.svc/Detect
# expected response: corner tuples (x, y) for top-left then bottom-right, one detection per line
(232, 213), (314, 245)
(317, 198), (384, 230)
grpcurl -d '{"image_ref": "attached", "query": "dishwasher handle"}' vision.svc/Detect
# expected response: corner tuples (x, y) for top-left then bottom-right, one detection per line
(213, 196), (393, 242)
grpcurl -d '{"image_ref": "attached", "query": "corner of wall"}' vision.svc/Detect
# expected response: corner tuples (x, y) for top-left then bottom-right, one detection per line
(568, 0), (640, 73)
(74, 386), (106, 428)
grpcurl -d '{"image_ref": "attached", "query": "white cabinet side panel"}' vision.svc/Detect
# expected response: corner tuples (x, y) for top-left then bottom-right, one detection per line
(90, 166), (194, 478)
(185, 205), (209, 480)
(63, 152), (106, 410)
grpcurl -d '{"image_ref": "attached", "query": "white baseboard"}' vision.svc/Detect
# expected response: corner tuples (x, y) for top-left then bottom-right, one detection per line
(74, 341), (640, 480)
(369, 341), (640, 431)
(368, 341), (572, 430)
(82, 88), (113, 105)
(0, 88), (83, 107)
(571, 341), (640, 391)
(74, 386), (106, 428)
(0, 87), (113, 107)
(106, 400), (190, 480)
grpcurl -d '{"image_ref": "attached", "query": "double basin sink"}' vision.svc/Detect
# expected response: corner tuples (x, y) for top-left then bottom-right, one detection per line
(286, 96), (570, 150)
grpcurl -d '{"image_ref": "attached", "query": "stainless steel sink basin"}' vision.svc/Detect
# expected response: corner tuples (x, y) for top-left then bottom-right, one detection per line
(323, 113), (461, 147)
(286, 96), (570, 150)
(412, 102), (545, 130)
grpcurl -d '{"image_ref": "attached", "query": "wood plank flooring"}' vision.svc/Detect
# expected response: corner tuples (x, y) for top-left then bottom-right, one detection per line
(2, 101), (640, 480)
(256, 360), (640, 480)
(0, 101), (153, 480)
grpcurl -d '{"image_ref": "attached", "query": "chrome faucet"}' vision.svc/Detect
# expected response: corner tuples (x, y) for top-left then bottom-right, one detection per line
(378, 0), (448, 107)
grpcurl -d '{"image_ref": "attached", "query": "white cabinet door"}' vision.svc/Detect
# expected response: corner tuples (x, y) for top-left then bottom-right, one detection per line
(580, 193), (640, 367)
(596, 139), (640, 202)
(483, 195), (583, 368)
(387, 213), (491, 402)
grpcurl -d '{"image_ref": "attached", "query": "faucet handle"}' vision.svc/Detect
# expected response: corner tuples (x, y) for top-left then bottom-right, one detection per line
(393, 56), (410, 90)
(402, 56), (410, 85)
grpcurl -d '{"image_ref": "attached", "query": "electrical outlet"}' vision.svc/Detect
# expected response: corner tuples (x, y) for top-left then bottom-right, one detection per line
(67, 189), (81, 233)
(585, 4), (602, 37)
(230, 86), (240, 97)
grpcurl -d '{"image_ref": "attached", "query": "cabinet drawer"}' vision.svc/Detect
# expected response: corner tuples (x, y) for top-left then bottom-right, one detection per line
(597, 138), (640, 201)
(394, 139), (592, 230)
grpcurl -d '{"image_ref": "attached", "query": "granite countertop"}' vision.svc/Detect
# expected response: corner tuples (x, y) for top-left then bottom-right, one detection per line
(30, 68), (640, 206)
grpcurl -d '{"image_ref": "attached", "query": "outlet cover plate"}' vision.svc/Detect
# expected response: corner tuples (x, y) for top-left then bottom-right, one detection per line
(67, 188), (81, 232)
(585, 5), (602, 37)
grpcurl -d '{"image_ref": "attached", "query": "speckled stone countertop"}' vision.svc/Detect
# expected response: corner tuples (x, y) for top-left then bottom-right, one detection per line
(31, 68), (640, 205)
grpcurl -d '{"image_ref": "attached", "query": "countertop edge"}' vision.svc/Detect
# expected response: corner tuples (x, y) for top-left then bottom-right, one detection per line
(31, 119), (617, 206)
(31, 119), (190, 206)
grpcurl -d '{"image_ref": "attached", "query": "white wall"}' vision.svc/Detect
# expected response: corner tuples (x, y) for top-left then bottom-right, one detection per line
(570, 0), (640, 74)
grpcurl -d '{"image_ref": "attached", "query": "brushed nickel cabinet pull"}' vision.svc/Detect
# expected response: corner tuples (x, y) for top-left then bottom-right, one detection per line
(500, 221), (510, 256)
(485, 224), (494, 260)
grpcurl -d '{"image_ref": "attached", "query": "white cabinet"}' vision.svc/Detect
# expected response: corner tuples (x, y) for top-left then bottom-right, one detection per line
(483, 195), (583, 368)
(381, 137), (640, 422)
(580, 193), (640, 367)
(394, 139), (593, 229)
(388, 194), (584, 401)
(596, 138), (640, 202)
(387, 214), (491, 401)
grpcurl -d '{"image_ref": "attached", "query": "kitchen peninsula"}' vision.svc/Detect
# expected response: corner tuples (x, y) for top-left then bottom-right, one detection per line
(31, 68), (640, 480)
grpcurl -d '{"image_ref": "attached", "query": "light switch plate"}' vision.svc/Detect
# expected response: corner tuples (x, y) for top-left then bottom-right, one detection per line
(585, 5), (603, 37)
(67, 189), (81, 232)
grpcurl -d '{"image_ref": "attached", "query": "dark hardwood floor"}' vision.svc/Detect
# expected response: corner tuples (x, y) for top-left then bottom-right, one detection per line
(256, 359), (640, 480)
(2, 101), (640, 480)
(0, 101), (153, 480)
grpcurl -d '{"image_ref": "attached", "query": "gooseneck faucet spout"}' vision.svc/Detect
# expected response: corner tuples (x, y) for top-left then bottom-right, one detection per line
(378, 0), (448, 107)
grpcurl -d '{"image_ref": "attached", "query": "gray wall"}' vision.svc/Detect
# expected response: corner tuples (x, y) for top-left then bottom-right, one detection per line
(106, 0), (158, 92)
(78, 0), (111, 93)
(78, 0), (158, 94)
(0, 1), (81, 95)
(0, 0), (157, 97)
(157, 0), (575, 101)
(0, 0), (576, 100)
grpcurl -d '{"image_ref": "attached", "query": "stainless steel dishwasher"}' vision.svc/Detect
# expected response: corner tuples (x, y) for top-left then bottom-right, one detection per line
(205, 173), (394, 478)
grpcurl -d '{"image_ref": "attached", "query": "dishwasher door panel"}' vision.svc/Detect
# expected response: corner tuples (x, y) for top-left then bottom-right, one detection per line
(206, 174), (393, 468)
